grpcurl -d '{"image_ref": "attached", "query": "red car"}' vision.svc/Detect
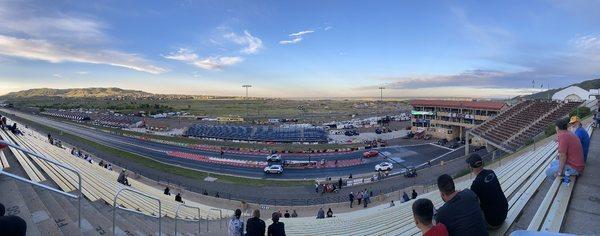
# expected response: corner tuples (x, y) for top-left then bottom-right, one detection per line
(363, 150), (379, 158)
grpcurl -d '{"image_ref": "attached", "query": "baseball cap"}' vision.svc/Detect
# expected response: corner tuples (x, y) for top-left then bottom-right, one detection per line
(466, 153), (483, 168)
(569, 116), (581, 124)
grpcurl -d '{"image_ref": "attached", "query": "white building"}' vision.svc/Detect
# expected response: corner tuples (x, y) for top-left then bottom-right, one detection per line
(552, 86), (593, 101)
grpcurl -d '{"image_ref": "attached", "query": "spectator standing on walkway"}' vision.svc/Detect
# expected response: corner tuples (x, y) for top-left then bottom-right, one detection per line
(291, 210), (298, 218)
(569, 116), (590, 162)
(315, 183), (319, 193)
(338, 178), (343, 189)
(363, 192), (370, 208)
(412, 199), (448, 236)
(412, 189), (418, 199)
(267, 212), (286, 236)
(402, 191), (410, 202)
(326, 208), (333, 218)
(435, 174), (487, 236)
(246, 209), (265, 236)
(356, 191), (363, 205)
(316, 208), (325, 219)
(228, 209), (244, 236)
(284, 210), (290, 218)
(349, 192), (355, 208)
(546, 118), (585, 178)
(467, 154), (508, 229)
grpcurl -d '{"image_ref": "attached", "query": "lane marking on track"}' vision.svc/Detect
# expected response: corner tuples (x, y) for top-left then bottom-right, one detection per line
(428, 143), (455, 151)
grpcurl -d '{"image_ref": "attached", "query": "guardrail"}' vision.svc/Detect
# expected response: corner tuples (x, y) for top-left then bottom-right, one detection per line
(0, 140), (83, 228)
(174, 203), (201, 236)
(113, 188), (162, 236)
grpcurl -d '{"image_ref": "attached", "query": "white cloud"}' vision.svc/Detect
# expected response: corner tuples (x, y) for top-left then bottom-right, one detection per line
(223, 30), (263, 54)
(0, 34), (167, 74)
(164, 48), (243, 70)
(289, 30), (314, 37)
(279, 38), (303, 45)
(324, 26), (333, 31)
(52, 73), (62, 78)
(76, 71), (89, 75)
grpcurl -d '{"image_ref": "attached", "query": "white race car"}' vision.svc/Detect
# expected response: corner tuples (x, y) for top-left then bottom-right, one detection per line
(264, 165), (284, 174)
(375, 162), (393, 172)
(266, 154), (282, 162)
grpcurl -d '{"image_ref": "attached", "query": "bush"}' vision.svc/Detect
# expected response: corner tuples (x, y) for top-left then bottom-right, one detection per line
(570, 106), (591, 119)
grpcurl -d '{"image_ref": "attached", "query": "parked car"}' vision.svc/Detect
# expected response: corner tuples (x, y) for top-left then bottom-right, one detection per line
(264, 165), (284, 174)
(436, 139), (448, 145)
(266, 154), (282, 162)
(344, 130), (359, 136)
(375, 162), (393, 172)
(363, 150), (379, 158)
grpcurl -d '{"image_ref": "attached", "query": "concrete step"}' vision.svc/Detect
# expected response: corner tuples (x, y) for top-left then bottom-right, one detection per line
(92, 201), (153, 236)
(33, 182), (83, 236)
(0, 175), (43, 236)
(48, 189), (110, 236)
(14, 178), (65, 236)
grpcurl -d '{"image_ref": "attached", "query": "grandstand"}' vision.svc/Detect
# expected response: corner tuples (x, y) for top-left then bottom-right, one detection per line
(91, 115), (143, 129)
(470, 100), (581, 152)
(40, 110), (90, 121)
(185, 124), (328, 143)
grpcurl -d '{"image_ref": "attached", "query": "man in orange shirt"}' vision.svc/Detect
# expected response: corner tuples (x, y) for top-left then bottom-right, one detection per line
(546, 117), (585, 178)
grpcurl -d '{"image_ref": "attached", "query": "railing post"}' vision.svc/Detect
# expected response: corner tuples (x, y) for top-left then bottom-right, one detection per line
(113, 188), (162, 236)
(175, 203), (201, 236)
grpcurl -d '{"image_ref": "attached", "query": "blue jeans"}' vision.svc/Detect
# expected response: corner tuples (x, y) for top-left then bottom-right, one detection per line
(545, 159), (579, 178)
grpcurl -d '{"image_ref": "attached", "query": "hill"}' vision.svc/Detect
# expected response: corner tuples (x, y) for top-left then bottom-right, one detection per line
(523, 78), (600, 99)
(1, 87), (154, 98)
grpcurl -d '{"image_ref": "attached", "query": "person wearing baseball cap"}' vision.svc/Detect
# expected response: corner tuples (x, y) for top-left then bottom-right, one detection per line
(569, 116), (590, 162)
(467, 153), (508, 229)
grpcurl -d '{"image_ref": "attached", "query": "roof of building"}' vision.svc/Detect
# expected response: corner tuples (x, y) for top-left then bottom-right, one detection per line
(410, 99), (506, 110)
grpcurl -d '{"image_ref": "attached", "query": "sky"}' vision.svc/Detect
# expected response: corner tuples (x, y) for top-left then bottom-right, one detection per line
(1, 0), (600, 98)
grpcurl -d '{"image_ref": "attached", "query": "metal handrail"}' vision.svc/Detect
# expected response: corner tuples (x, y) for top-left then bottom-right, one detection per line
(113, 188), (162, 236)
(0, 140), (83, 228)
(174, 204), (201, 236)
(210, 208), (223, 229)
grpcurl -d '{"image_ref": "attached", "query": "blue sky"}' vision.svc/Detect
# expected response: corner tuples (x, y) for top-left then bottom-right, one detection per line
(1, 0), (599, 98)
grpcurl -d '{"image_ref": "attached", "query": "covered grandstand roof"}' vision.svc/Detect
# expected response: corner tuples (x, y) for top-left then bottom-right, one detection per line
(410, 99), (506, 110)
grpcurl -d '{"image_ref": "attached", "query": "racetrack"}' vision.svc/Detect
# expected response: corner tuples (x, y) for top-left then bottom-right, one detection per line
(1, 108), (462, 179)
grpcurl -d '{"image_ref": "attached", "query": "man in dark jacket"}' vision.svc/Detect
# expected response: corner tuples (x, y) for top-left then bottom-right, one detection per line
(267, 212), (285, 236)
(467, 154), (508, 229)
(435, 174), (488, 236)
(246, 209), (266, 236)
(349, 192), (355, 208)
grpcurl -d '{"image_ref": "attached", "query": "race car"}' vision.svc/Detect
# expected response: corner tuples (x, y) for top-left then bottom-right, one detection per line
(264, 165), (284, 174)
(375, 162), (393, 172)
(266, 154), (282, 162)
(363, 150), (380, 158)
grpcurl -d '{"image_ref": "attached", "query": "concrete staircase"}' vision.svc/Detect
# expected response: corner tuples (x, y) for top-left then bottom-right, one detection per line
(0, 145), (228, 236)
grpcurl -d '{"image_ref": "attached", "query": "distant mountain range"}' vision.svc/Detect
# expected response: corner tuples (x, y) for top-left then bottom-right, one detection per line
(522, 78), (600, 100)
(1, 87), (154, 98)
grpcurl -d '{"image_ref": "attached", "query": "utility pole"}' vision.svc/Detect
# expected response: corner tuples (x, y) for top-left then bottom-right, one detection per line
(242, 85), (252, 117)
(378, 87), (385, 101)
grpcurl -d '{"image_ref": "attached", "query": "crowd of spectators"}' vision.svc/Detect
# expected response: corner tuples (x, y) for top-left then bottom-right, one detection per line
(228, 208), (287, 236)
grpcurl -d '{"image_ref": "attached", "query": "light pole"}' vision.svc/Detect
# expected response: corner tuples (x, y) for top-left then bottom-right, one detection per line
(242, 84), (252, 117)
(378, 87), (385, 101)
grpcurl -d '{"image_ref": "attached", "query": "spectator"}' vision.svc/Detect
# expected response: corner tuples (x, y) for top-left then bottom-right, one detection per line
(163, 186), (171, 196)
(402, 191), (410, 202)
(85, 155), (93, 164)
(47, 133), (53, 144)
(291, 210), (298, 218)
(326, 208), (333, 218)
(98, 160), (104, 167)
(389, 200), (395, 207)
(435, 174), (487, 236)
(246, 209), (265, 236)
(267, 212), (285, 236)
(356, 191), (363, 205)
(107, 164), (113, 171)
(0, 203), (27, 236)
(546, 118), (585, 178)
(363, 191), (370, 208)
(117, 170), (131, 186)
(70, 148), (75, 155)
(316, 207), (325, 219)
(349, 192), (355, 208)
(228, 209), (244, 236)
(467, 153), (508, 229)
(412, 189), (418, 199)
(175, 193), (184, 203)
(315, 183), (319, 193)
(412, 198), (448, 236)
(0, 141), (7, 150)
(569, 116), (590, 162)
(215, 192), (220, 198)
(284, 210), (290, 218)
(338, 178), (343, 189)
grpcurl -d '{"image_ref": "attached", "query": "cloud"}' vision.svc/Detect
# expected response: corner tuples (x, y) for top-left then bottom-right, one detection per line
(451, 7), (513, 50)
(324, 26), (333, 31)
(280, 29), (314, 45)
(163, 48), (243, 70)
(364, 70), (510, 90)
(289, 30), (314, 37)
(76, 71), (89, 75)
(279, 38), (303, 45)
(52, 73), (62, 78)
(223, 30), (263, 54)
(0, 35), (167, 74)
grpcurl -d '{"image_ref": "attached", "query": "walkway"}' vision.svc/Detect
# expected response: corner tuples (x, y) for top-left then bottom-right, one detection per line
(562, 127), (600, 234)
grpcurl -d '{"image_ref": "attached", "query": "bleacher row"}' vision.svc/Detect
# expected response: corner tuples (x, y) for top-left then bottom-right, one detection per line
(278, 134), (571, 235)
(0, 120), (232, 235)
(41, 110), (90, 121)
(185, 124), (328, 143)
(472, 100), (580, 151)
(91, 115), (142, 129)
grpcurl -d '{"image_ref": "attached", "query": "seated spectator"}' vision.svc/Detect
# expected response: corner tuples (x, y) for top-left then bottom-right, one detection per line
(70, 148), (75, 155)
(268, 212), (286, 236)
(98, 160), (104, 167)
(569, 116), (590, 162)
(0, 202), (27, 236)
(389, 200), (395, 207)
(412, 189), (418, 199)
(284, 210), (290, 218)
(0, 141), (7, 150)
(246, 209), (265, 236)
(467, 154), (508, 229)
(546, 118), (585, 178)
(326, 208), (333, 218)
(228, 209), (244, 236)
(85, 155), (93, 164)
(175, 193), (184, 203)
(163, 186), (171, 195)
(291, 210), (298, 218)
(107, 164), (113, 170)
(435, 174), (487, 236)
(47, 133), (53, 144)
(412, 198), (448, 236)
(402, 191), (410, 202)
(117, 169), (131, 186)
(316, 207), (325, 219)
